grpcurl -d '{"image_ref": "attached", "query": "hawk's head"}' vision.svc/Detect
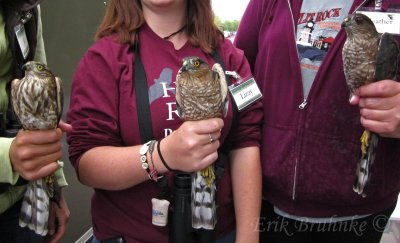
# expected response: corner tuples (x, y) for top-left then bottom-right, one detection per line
(341, 13), (378, 38)
(178, 56), (209, 74)
(22, 61), (54, 78)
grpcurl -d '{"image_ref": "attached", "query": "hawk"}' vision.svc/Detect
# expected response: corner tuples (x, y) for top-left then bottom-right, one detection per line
(175, 56), (228, 229)
(342, 13), (399, 197)
(11, 61), (63, 235)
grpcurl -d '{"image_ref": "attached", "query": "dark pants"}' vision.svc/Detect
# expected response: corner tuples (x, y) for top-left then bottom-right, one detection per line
(0, 199), (43, 243)
(259, 199), (396, 243)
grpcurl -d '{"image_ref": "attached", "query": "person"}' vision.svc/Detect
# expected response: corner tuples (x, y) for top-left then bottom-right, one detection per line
(0, 0), (71, 242)
(66, 0), (263, 242)
(234, 0), (400, 242)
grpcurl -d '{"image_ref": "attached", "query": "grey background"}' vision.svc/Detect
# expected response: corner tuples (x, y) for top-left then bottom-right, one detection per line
(40, 1), (105, 242)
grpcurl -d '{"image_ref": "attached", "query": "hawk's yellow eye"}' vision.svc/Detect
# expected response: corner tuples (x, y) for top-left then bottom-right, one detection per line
(37, 65), (44, 71)
(194, 60), (200, 67)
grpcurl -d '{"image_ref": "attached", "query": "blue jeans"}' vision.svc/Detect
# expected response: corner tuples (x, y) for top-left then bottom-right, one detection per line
(0, 200), (44, 243)
(216, 230), (236, 243)
(92, 230), (236, 243)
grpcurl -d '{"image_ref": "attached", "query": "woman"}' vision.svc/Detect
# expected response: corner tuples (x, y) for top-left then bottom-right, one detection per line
(67, 0), (262, 242)
(235, 0), (400, 242)
(0, 1), (70, 242)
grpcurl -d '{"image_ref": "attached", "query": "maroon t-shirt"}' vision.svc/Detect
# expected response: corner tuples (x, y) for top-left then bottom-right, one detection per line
(67, 24), (262, 242)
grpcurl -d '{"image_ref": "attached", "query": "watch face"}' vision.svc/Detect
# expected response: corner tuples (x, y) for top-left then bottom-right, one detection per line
(307, 22), (313, 27)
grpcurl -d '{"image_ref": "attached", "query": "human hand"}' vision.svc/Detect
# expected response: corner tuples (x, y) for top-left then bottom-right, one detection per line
(9, 120), (72, 181)
(349, 80), (400, 138)
(160, 118), (224, 172)
(45, 190), (70, 243)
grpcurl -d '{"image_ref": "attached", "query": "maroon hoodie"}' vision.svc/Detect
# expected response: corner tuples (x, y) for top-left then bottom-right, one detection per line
(235, 0), (400, 217)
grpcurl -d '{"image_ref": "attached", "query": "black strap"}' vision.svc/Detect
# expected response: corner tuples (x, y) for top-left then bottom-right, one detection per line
(133, 43), (170, 199)
(134, 44), (154, 142)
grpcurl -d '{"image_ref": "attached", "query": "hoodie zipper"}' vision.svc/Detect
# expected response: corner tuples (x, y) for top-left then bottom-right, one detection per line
(286, 0), (370, 201)
(286, 0), (301, 200)
(287, 0), (307, 110)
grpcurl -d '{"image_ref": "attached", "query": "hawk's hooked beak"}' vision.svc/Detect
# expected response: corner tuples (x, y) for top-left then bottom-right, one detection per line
(180, 60), (189, 73)
(341, 17), (350, 28)
(21, 63), (28, 71)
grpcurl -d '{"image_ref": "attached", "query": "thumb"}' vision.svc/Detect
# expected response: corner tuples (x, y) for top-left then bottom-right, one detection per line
(58, 120), (73, 133)
(349, 94), (360, 105)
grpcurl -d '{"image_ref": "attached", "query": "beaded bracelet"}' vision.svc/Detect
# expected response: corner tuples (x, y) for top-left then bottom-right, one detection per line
(139, 141), (152, 177)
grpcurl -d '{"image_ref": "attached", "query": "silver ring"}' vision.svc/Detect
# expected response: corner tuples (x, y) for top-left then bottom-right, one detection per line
(208, 133), (214, 144)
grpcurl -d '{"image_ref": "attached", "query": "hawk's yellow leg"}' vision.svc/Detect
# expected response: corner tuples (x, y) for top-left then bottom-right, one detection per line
(360, 130), (370, 156)
(201, 166), (215, 187)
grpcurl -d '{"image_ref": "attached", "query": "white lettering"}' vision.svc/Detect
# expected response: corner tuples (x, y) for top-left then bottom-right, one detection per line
(164, 128), (173, 137)
(160, 82), (175, 98)
(166, 102), (179, 121)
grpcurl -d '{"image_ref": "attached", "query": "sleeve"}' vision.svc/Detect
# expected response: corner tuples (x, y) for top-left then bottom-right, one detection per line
(0, 137), (19, 184)
(0, 185), (25, 214)
(220, 41), (263, 150)
(66, 40), (124, 178)
(33, 5), (47, 64)
(54, 161), (67, 187)
(234, 0), (266, 71)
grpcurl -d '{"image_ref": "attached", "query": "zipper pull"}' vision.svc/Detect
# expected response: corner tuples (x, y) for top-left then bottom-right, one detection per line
(298, 99), (308, 109)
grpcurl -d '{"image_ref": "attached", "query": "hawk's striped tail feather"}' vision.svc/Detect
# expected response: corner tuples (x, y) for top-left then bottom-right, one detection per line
(19, 179), (50, 236)
(191, 171), (217, 230)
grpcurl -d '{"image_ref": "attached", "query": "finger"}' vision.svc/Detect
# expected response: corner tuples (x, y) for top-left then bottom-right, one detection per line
(22, 148), (62, 170)
(30, 162), (59, 180)
(349, 94), (360, 105)
(200, 151), (219, 169)
(204, 131), (221, 145)
(202, 140), (221, 155)
(189, 139), (220, 162)
(47, 231), (63, 243)
(47, 203), (56, 236)
(360, 108), (393, 122)
(360, 117), (394, 135)
(49, 223), (65, 243)
(58, 120), (73, 133)
(193, 118), (224, 134)
(19, 142), (62, 160)
(18, 129), (63, 145)
(356, 80), (400, 98)
(359, 96), (397, 110)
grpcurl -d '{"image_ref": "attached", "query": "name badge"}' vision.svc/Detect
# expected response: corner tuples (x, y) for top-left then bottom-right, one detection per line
(229, 77), (262, 111)
(14, 23), (29, 60)
(357, 10), (400, 34)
